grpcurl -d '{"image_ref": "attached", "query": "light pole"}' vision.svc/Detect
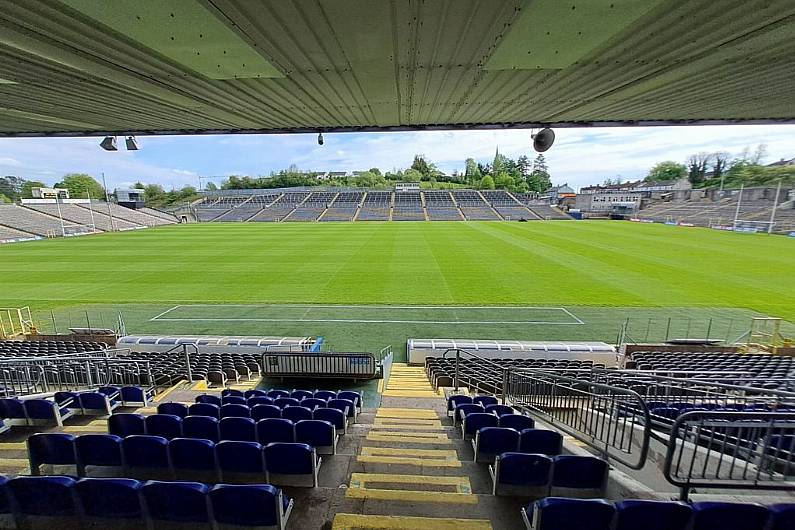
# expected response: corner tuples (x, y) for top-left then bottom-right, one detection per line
(101, 172), (116, 231)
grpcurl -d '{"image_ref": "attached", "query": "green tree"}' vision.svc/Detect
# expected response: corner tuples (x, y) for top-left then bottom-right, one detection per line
(464, 158), (481, 186)
(403, 168), (423, 182)
(55, 173), (105, 199)
(132, 181), (145, 189)
(479, 175), (495, 190)
(204, 181), (218, 191)
(516, 156), (531, 178)
(0, 176), (26, 200)
(0, 193), (11, 204)
(368, 167), (382, 177)
(493, 172), (514, 190)
(20, 180), (46, 198)
(646, 161), (687, 182)
(410, 155), (440, 180)
(143, 184), (166, 204)
(526, 154), (551, 192)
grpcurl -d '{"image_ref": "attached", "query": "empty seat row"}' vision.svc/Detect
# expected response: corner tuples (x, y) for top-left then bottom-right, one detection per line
(193, 396), (358, 421)
(0, 475), (292, 530)
(109, 413), (343, 447)
(522, 497), (794, 530)
(491, 454), (607, 498)
(473, 427), (562, 462)
(28, 433), (323, 487)
(219, 388), (362, 409)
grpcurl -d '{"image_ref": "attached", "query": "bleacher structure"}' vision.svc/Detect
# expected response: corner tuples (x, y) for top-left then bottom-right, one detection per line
(195, 189), (572, 223)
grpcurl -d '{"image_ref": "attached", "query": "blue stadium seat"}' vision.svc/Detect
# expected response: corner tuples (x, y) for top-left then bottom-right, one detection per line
(216, 441), (265, 481)
(74, 477), (143, 528)
(195, 394), (223, 407)
(266, 390), (290, 400)
(6, 475), (77, 528)
(257, 418), (295, 445)
(244, 390), (268, 399)
(221, 389), (245, 398)
(54, 391), (82, 412)
(251, 404), (282, 421)
(282, 406), (313, 423)
(301, 398), (327, 411)
(75, 434), (123, 477)
(158, 402), (189, 418)
(447, 395), (472, 416)
(650, 407), (680, 420)
(313, 407), (346, 434)
(248, 397), (275, 408)
(0, 398), (28, 426)
(145, 414), (182, 440)
(183, 415), (220, 442)
(122, 435), (170, 478)
(499, 414), (535, 431)
(23, 399), (74, 426)
(210, 483), (293, 530)
(188, 403), (221, 419)
(97, 386), (121, 400)
(454, 403), (484, 425)
(473, 395), (499, 408)
(77, 392), (120, 416)
(522, 497), (615, 530)
(264, 442), (320, 487)
(328, 398), (357, 422)
(169, 438), (218, 481)
(120, 386), (153, 407)
(313, 390), (336, 401)
(472, 427), (519, 463)
(462, 412), (498, 440)
(337, 391), (362, 413)
(551, 455), (609, 498)
(222, 395), (247, 406)
(490, 452), (552, 497)
(108, 413), (146, 437)
(485, 404), (515, 417)
(27, 432), (76, 476)
(141, 481), (211, 529)
(770, 504), (795, 530)
(221, 403), (251, 419)
(615, 499), (693, 530)
(296, 420), (338, 455)
(274, 397), (301, 409)
(519, 429), (563, 456)
(220, 417), (257, 442)
(691, 501), (770, 530)
(290, 390), (313, 401)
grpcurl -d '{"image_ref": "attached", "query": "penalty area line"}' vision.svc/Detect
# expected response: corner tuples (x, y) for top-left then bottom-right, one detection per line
(149, 305), (182, 322)
(151, 317), (585, 325)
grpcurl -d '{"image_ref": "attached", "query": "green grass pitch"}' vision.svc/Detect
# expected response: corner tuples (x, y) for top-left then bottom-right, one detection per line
(0, 221), (792, 359)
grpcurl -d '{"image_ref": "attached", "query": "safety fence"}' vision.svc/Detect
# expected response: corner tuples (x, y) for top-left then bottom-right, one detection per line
(261, 352), (377, 380)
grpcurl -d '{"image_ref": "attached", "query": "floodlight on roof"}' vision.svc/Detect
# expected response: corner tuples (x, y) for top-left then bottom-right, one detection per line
(125, 136), (140, 150)
(532, 128), (555, 152)
(99, 136), (117, 151)
(317, 132), (324, 146)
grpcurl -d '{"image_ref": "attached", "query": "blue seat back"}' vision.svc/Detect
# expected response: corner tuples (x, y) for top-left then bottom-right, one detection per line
(552, 455), (608, 489)
(257, 418), (295, 444)
(28, 432), (76, 466)
(615, 500), (693, 530)
(78, 392), (111, 411)
(7, 476), (77, 516)
(296, 420), (334, 448)
(691, 502), (770, 530)
(473, 395), (498, 407)
(266, 390), (290, 399)
(314, 407), (346, 429)
(0, 398), (26, 419)
(221, 403), (251, 418)
(221, 389), (245, 398)
(448, 395), (473, 411)
(291, 390), (313, 401)
(476, 427), (519, 454)
(282, 406), (313, 422)
(519, 429), (563, 455)
(97, 386), (120, 399)
(108, 413), (146, 437)
(499, 414), (535, 431)
(264, 442), (313, 474)
(337, 391), (362, 406)
(120, 386), (149, 404)
(274, 397), (301, 409)
(770, 504), (795, 530)
(220, 417), (257, 442)
(485, 404), (514, 416)
(122, 435), (169, 468)
(183, 415), (220, 442)
(533, 497), (615, 530)
(145, 414), (182, 440)
(54, 391), (80, 407)
(142, 481), (210, 523)
(251, 404), (282, 421)
(301, 398), (327, 410)
(75, 478), (142, 519)
(188, 403), (220, 419)
(210, 484), (282, 527)
(23, 399), (60, 420)
(75, 434), (123, 467)
(464, 412), (498, 436)
(216, 441), (264, 473)
(497, 452), (552, 486)
(157, 402), (189, 418)
(169, 437), (216, 470)
(313, 390), (336, 401)
(247, 397), (274, 407)
(222, 395), (247, 406)
(196, 394), (222, 406)
(328, 398), (355, 417)
(244, 390), (268, 399)
(455, 403), (483, 421)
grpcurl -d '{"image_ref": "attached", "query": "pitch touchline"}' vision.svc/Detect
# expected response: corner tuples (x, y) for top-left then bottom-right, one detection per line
(152, 317), (584, 325)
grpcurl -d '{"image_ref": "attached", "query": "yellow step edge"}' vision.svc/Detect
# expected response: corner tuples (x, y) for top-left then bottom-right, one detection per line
(153, 381), (186, 402)
(345, 488), (477, 504)
(382, 391), (439, 398)
(368, 431), (448, 438)
(0, 442), (29, 450)
(332, 513), (491, 530)
(371, 424), (446, 431)
(373, 417), (442, 425)
(350, 473), (470, 488)
(356, 455), (462, 467)
(366, 433), (452, 444)
(361, 447), (457, 458)
(376, 409), (438, 419)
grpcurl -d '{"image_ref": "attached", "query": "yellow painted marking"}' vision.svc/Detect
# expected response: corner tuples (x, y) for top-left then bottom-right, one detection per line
(346, 488), (476, 504)
(377, 378), (384, 393)
(371, 423), (445, 431)
(0, 458), (31, 472)
(373, 417), (442, 425)
(368, 431), (448, 438)
(382, 391), (439, 398)
(332, 513), (491, 530)
(357, 455), (461, 467)
(376, 408), (437, 419)
(363, 447), (457, 458)
(62, 424), (107, 432)
(190, 380), (209, 392)
(366, 433), (451, 444)
(153, 381), (185, 402)
(350, 472), (470, 490)
(0, 442), (28, 450)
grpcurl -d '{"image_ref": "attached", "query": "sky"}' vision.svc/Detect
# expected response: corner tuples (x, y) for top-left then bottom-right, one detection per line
(0, 124), (793, 192)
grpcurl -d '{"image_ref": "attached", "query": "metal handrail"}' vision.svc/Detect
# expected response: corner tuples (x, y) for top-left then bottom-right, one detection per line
(663, 410), (795, 500)
(441, 348), (510, 402)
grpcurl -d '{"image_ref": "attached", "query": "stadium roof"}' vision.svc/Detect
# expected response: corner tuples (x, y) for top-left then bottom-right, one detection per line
(0, 0), (793, 137)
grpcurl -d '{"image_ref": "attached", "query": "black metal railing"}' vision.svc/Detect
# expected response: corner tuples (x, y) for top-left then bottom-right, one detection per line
(664, 410), (795, 500)
(440, 348), (510, 402)
(261, 352), (377, 379)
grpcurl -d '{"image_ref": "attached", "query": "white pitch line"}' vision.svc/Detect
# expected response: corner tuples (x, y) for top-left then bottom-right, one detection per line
(559, 307), (585, 325)
(149, 305), (182, 322)
(159, 303), (577, 310)
(152, 317), (584, 325)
